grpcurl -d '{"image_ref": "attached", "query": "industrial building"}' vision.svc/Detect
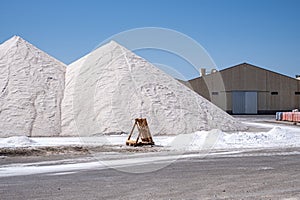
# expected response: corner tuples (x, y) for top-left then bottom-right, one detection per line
(187, 63), (300, 114)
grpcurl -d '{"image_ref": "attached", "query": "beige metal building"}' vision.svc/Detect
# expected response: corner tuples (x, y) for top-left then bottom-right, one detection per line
(187, 63), (300, 114)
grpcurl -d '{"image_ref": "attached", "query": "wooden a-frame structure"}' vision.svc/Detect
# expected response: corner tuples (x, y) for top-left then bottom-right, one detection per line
(126, 118), (155, 146)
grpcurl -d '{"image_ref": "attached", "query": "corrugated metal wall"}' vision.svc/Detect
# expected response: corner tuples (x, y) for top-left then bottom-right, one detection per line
(188, 63), (300, 113)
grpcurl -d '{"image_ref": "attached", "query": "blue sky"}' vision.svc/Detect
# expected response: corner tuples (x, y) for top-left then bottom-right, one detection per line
(1, 0), (300, 80)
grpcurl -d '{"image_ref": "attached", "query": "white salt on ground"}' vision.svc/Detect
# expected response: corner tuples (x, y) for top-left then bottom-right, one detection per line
(0, 125), (299, 150)
(169, 126), (300, 151)
(0, 136), (36, 147)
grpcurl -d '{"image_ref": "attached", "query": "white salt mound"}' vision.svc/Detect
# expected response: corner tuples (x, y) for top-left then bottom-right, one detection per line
(0, 36), (66, 137)
(0, 136), (36, 147)
(61, 41), (246, 136)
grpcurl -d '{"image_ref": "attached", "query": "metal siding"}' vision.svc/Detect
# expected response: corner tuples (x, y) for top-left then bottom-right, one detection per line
(188, 63), (300, 113)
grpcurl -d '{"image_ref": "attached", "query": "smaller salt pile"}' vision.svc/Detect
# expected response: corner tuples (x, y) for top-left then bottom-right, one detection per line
(0, 136), (36, 147)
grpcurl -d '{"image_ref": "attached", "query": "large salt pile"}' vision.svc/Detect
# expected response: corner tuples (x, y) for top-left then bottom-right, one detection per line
(61, 41), (246, 136)
(0, 36), (65, 137)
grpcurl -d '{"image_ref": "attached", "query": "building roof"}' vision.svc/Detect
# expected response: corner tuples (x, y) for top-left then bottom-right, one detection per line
(189, 62), (299, 82)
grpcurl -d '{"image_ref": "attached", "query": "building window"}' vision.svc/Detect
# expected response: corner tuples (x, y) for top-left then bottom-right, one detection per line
(295, 92), (300, 95)
(271, 92), (278, 95)
(212, 92), (219, 95)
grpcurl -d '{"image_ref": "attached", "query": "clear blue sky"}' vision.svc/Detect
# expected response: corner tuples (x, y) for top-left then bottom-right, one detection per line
(1, 0), (300, 80)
